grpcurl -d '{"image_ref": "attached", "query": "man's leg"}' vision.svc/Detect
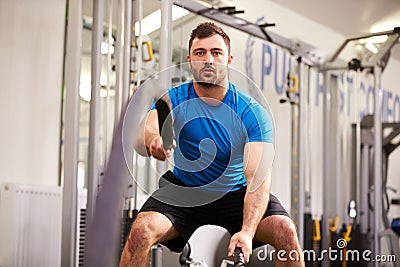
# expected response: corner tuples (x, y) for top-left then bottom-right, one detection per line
(254, 215), (305, 266)
(120, 211), (179, 267)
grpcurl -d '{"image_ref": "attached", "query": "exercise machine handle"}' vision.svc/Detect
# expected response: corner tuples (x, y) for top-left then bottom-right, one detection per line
(155, 98), (174, 150)
(233, 247), (245, 267)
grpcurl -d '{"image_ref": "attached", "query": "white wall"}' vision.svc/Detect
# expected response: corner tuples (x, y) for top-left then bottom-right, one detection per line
(0, 0), (66, 186)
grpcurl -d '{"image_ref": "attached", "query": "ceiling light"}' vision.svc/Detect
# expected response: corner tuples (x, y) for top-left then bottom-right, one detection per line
(370, 19), (400, 34)
(365, 42), (378, 54)
(135, 5), (189, 36)
(368, 35), (388, 44)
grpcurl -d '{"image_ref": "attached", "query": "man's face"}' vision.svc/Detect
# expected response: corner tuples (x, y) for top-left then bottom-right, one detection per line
(187, 34), (233, 87)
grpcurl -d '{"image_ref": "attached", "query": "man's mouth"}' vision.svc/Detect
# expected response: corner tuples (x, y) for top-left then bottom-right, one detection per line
(201, 67), (216, 74)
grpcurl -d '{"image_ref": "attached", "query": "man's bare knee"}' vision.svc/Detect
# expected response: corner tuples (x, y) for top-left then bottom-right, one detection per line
(256, 215), (300, 251)
(125, 211), (178, 252)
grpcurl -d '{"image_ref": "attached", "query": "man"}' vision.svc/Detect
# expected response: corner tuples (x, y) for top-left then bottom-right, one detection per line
(120, 22), (304, 266)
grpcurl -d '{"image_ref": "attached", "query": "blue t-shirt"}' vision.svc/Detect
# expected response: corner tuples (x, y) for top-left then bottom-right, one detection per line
(164, 81), (272, 192)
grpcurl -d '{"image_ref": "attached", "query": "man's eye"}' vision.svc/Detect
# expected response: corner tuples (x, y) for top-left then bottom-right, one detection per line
(212, 51), (222, 56)
(195, 52), (204, 56)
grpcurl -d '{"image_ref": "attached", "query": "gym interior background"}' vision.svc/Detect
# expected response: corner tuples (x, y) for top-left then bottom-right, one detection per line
(1, 0), (400, 266)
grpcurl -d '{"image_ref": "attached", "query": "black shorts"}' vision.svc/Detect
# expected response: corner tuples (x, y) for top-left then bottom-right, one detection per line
(139, 171), (289, 253)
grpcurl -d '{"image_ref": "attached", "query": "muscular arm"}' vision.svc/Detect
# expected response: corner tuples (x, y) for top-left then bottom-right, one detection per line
(134, 109), (174, 160)
(228, 141), (274, 262)
(242, 141), (273, 236)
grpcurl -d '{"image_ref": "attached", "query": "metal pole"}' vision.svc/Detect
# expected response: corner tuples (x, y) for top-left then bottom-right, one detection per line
(122, 0), (132, 108)
(327, 29), (398, 63)
(290, 95), (300, 241)
(61, 0), (82, 266)
(359, 143), (369, 234)
(103, 0), (114, 171)
(297, 61), (305, 248)
(321, 70), (331, 267)
(354, 122), (361, 226)
(157, 0), (173, 174)
(114, 0), (125, 133)
(133, 0), (143, 87)
(132, 0), (143, 210)
(85, 1), (104, 265)
(160, 0), (173, 71)
(373, 65), (382, 267)
(86, 0), (104, 229)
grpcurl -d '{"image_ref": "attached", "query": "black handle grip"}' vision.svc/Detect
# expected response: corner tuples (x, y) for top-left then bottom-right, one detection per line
(155, 98), (174, 150)
(233, 247), (245, 267)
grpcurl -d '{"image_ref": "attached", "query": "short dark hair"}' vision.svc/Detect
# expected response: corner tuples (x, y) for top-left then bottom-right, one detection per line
(188, 22), (231, 54)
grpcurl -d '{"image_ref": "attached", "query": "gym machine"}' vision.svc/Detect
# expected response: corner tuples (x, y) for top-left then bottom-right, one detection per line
(322, 27), (400, 267)
(352, 115), (400, 266)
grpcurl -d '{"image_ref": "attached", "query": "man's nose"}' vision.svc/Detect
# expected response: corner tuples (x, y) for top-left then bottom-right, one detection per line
(205, 52), (214, 64)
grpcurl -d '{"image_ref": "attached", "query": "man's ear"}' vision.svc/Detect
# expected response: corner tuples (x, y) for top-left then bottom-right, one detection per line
(228, 54), (234, 65)
(187, 54), (191, 63)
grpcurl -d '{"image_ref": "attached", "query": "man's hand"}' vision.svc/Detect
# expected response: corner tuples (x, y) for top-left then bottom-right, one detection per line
(228, 231), (253, 263)
(148, 135), (176, 161)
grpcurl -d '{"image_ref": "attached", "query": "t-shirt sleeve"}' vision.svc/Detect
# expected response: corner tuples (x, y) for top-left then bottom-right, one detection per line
(242, 103), (273, 143)
(149, 87), (178, 111)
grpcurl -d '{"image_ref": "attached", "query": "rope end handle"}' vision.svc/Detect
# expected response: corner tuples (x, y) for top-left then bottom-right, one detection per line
(233, 247), (245, 266)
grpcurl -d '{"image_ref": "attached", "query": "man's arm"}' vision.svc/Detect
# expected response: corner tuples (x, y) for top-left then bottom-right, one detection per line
(228, 141), (274, 262)
(134, 109), (174, 161)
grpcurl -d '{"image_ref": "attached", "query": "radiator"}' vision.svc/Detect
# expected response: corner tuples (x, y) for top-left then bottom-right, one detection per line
(0, 183), (62, 267)
(77, 188), (87, 267)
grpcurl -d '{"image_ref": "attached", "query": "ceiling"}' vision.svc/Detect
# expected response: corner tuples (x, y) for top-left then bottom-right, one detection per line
(268, 0), (400, 36)
(267, 0), (400, 61)
(176, 0), (400, 62)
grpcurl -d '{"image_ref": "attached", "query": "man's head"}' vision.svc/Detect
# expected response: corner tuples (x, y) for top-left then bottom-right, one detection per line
(187, 22), (233, 88)
(188, 22), (231, 54)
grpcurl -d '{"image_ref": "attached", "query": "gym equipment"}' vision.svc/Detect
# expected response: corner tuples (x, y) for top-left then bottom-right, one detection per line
(279, 57), (307, 248)
(155, 97), (174, 150)
(150, 225), (231, 267)
(233, 247), (245, 267)
(351, 115), (400, 266)
(349, 115), (400, 266)
(322, 27), (400, 267)
(150, 225), (275, 267)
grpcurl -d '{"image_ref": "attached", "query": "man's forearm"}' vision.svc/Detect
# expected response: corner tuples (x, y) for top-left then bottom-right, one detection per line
(241, 181), (270, 237)
(134, 110), (159, 156)
(241, 142), (273, 237)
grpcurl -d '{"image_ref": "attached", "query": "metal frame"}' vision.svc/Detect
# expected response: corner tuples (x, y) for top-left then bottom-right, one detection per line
(61, 0), (82, 266)
(84, 0), (134, 265)
(358, 116), (400, 266)
(173, 0), (326, 67)
(156, 0), (173, 175)
(289, 58), (306, 248)
(321, 28), (400, 267)
(86, 0), (104, 230)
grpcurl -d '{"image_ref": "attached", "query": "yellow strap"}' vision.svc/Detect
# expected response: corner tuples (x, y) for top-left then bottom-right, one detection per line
(312, 219), (321, 241)
(142, 41), (154, 62)
(329, 216), (339, 232)
(288, 75), (299, 93)
(343, 224), (352, 242)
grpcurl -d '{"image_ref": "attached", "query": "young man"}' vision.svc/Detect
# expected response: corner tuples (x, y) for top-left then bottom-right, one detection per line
(120, 22), (304, 266)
